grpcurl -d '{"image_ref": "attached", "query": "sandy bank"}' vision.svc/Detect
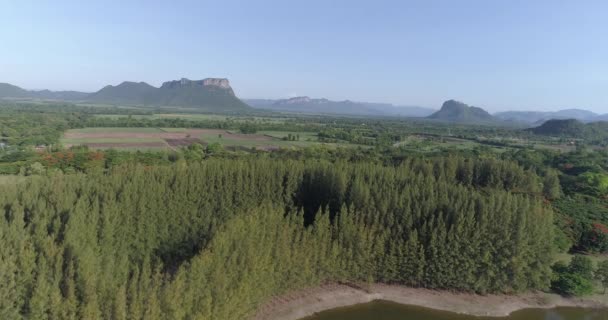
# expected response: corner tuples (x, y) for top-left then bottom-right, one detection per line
(252, 283), (608, 320)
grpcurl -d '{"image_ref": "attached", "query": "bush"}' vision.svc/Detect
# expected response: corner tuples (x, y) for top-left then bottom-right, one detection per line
(552, 272), (594, 296)
(551, 256), (595, 296)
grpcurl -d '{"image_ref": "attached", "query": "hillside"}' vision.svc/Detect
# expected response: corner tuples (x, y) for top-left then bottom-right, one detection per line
(529, 118), (608, 143)
(428, 100), (495, 123)
(0, 83), (88, 101)
(245, 96), (435, 117)
(87, 78), (250, 112)
(87, 81), (157, 105)
(0, 83), (29, 98)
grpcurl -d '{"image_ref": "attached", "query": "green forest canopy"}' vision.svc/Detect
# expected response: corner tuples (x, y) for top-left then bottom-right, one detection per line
(0, 157), (554, 319)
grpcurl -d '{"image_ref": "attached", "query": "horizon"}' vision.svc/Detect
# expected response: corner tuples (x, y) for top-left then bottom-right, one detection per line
(2, 1), (608, 113)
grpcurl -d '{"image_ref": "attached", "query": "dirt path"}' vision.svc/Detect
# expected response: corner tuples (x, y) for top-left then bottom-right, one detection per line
(252, 283), (608, 320)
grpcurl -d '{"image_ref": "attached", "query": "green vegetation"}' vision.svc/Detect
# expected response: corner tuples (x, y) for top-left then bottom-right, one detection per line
(3, 101), (608, 320)
(530, 119), (608, 146)
(551, 256), (595, 296)
(0, 156), (554, 319)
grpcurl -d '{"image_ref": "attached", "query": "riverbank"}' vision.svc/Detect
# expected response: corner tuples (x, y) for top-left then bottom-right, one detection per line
(252, 283), (608, 320)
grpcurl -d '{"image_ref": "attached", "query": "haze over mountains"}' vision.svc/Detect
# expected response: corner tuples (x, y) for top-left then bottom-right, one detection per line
(1, 80), (607, 123)
(495, 109), (602, 124)
(245, 96), (435, 117)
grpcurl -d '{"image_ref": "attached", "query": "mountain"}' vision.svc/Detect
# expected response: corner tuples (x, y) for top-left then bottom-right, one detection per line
(0, 83), (88, 101)
(495, 109), (599, 123)
(87, 78), (251, 112)
(150, 78), (249, 111)
(87, 81), (157, 105)
(427, 100), (495, 123)
(244, 96), (435, 117)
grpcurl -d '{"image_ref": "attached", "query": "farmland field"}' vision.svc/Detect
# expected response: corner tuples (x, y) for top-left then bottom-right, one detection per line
(93, 113), (291, 123)
(61, 127), (330, 151)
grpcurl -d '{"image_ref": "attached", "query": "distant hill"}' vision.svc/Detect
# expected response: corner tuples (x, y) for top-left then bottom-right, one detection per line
(427, 100), (495, 123)
(0, 83), (29, 98)
(529, 118), (608, 143)
(529, 119), (588, 136)
(87, 81), (157, 105)
(0, 83), (88, 101)
(87, 78), (251, 112)
(245, 96), (435, 117)
(495, 109), (599, 123)
(31, 90), (89, 101)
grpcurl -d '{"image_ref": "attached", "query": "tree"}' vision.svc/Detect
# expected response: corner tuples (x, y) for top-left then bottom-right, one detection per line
(542, 169), (562, 199)
(551, 256), (595, 296)
(595, 260), (608, 294)
(569, 255), (595, 280)
(205, 142), (223, 154)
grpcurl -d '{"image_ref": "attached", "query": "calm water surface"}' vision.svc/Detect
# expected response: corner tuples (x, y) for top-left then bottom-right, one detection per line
(303, 300), (607, 320)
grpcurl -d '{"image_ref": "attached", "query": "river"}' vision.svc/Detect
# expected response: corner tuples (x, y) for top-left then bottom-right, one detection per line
(302, 300), (607, 320)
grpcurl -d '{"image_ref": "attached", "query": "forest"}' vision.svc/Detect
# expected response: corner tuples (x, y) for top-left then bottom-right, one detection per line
(1, 102), (608, 319)
(1, 157), (555, 319)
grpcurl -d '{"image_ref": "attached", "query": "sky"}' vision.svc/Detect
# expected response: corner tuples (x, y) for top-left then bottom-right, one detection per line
(0, 0), (607, 113)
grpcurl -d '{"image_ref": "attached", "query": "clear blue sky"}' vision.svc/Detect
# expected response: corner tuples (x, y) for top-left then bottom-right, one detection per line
(1, 0), (607, 112)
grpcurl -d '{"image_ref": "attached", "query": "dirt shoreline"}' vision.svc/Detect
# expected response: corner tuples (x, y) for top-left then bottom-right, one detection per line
(252, 283), (608, 320)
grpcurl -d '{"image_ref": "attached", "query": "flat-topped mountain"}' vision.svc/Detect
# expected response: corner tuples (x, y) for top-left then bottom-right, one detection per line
(428, 100), (495, 123)
(245, 96), (435, 117)
(88, 78), (250, 112)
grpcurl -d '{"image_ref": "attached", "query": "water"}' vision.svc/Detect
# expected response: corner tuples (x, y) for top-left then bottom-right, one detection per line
(302, 300), (607, 320)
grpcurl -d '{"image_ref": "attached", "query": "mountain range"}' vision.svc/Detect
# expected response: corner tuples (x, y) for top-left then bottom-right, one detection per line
(1, 81), (607, 122)
(0, 78), (250, 113)
(244, 96), (435, 117)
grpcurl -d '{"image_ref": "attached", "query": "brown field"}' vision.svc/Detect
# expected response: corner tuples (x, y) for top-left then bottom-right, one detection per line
(165, 138), (204, 147)
(63, 128), (276, 150)
(85, 142), (169, 148)
(63, 128), (269, 140)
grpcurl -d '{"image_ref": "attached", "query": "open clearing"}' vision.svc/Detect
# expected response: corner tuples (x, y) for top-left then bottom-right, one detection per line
(61, 127), (327, 151)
